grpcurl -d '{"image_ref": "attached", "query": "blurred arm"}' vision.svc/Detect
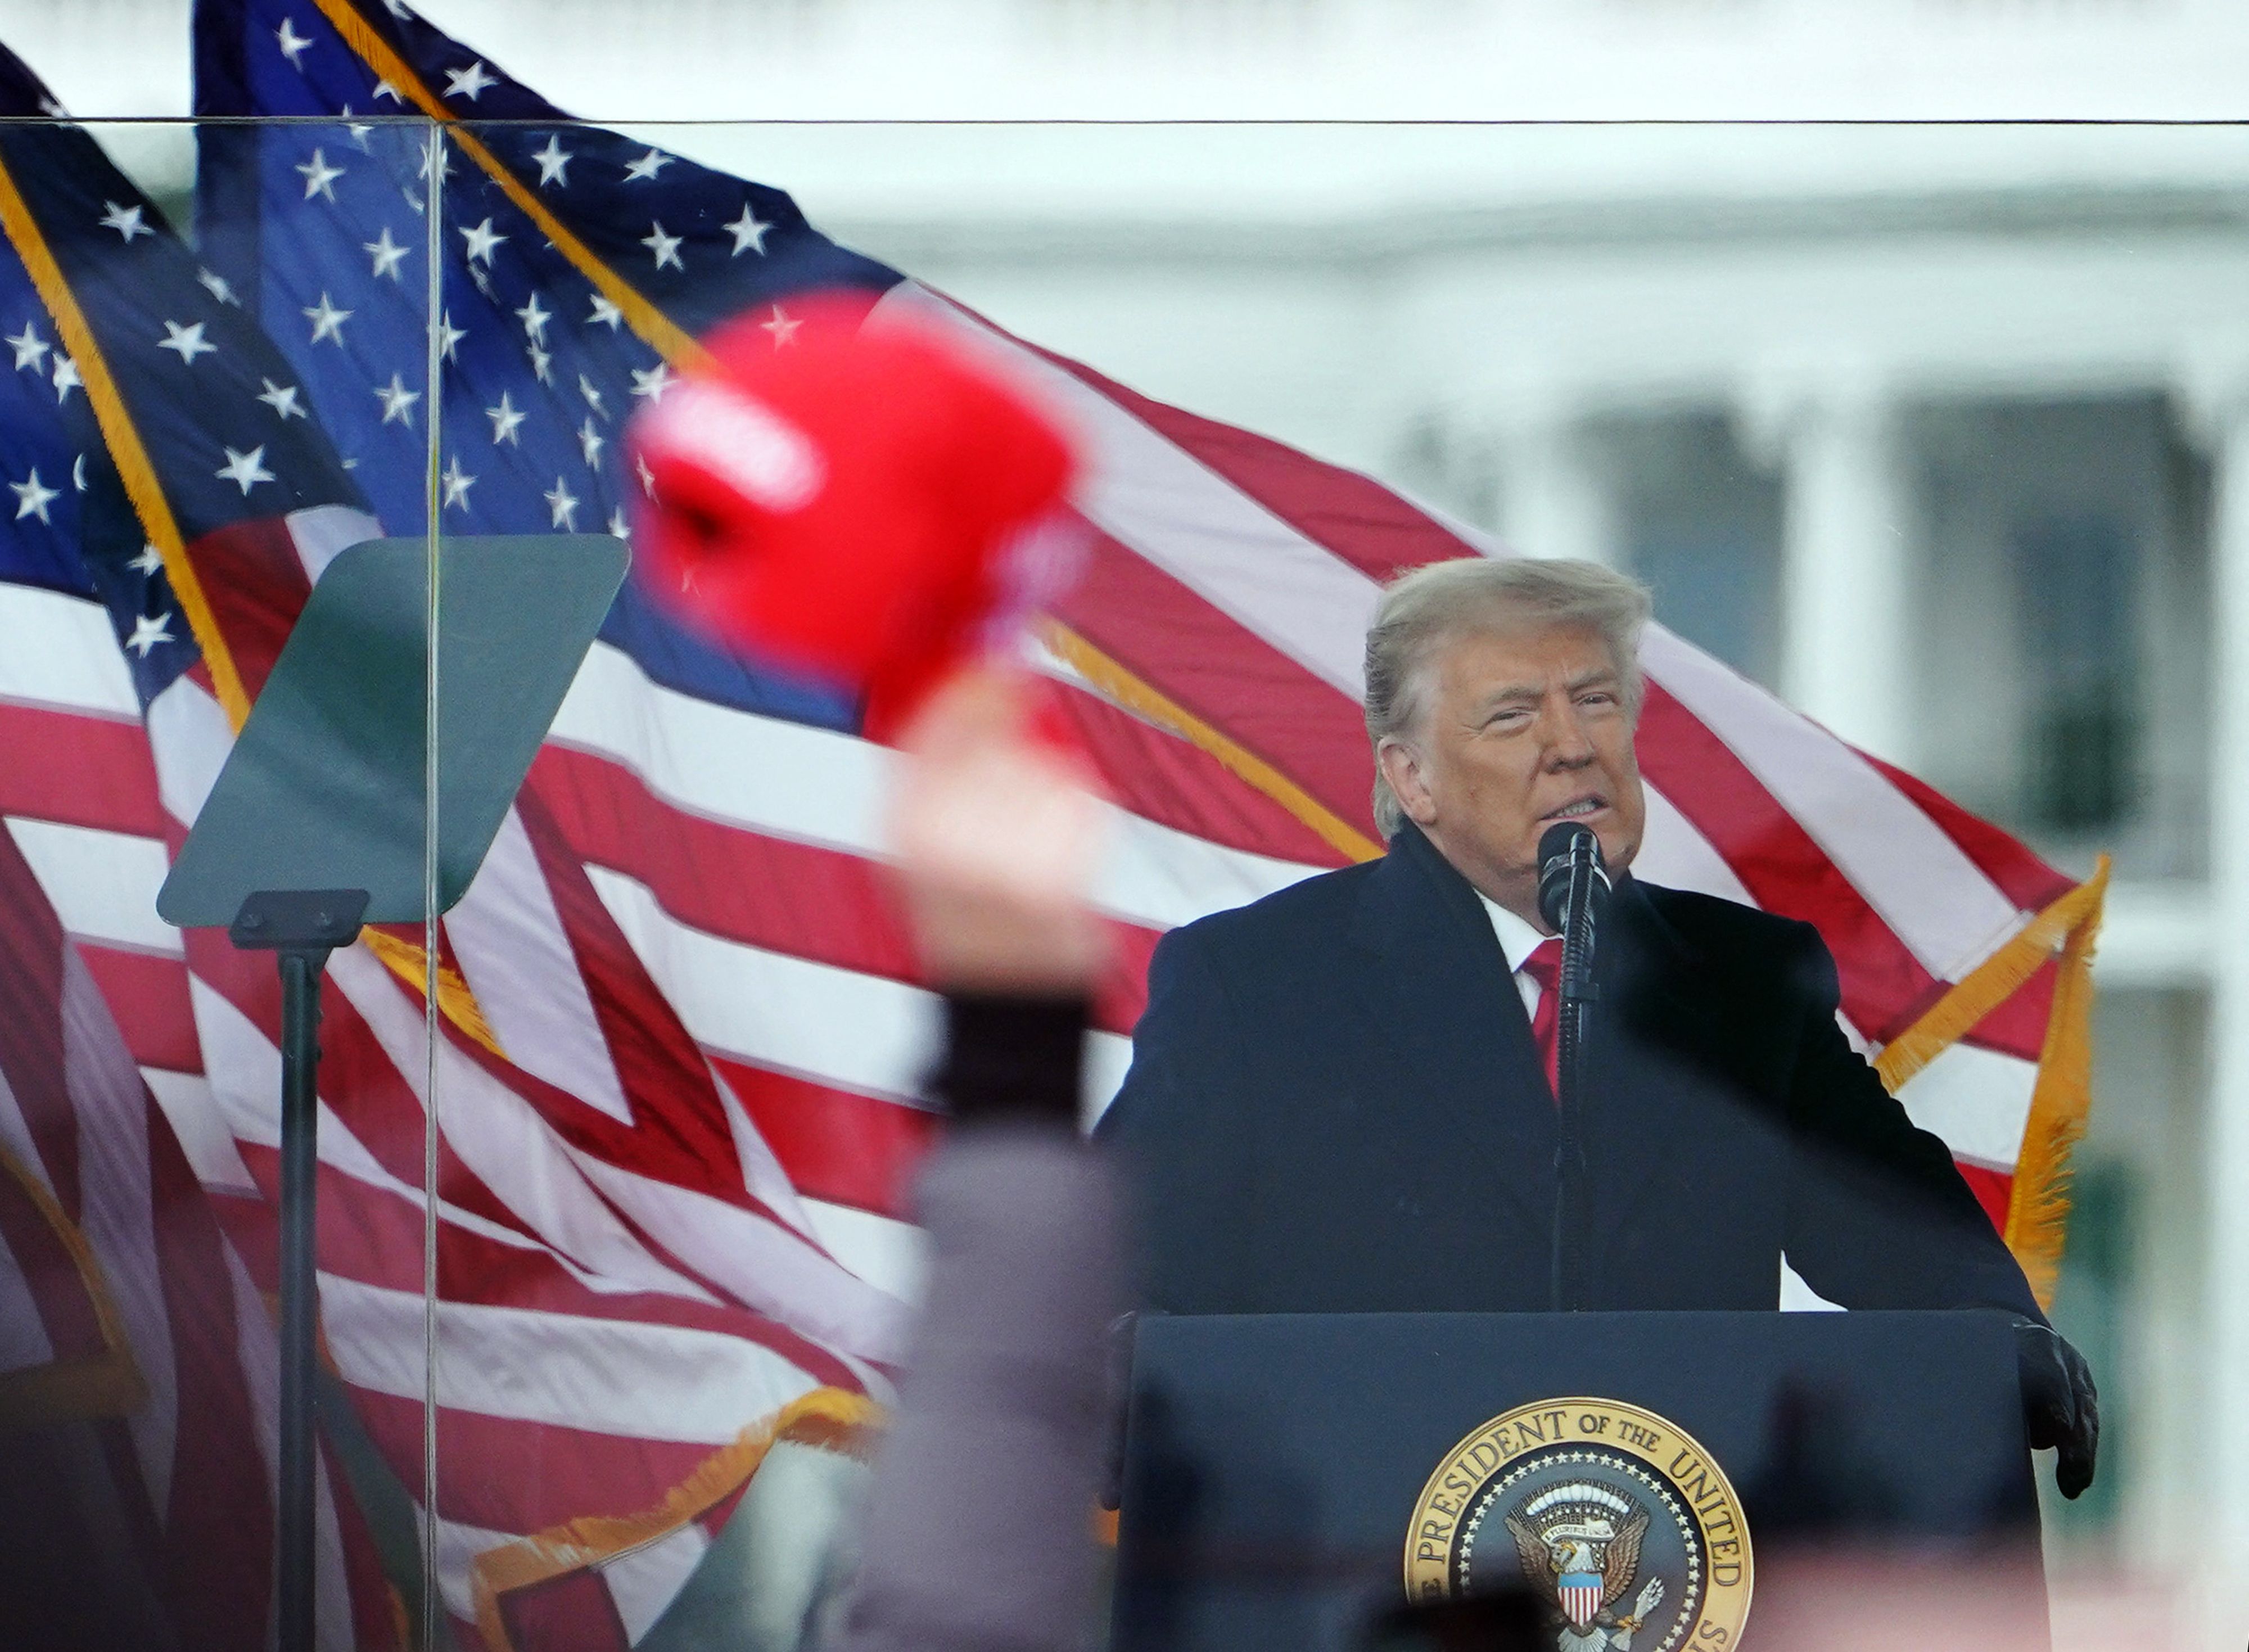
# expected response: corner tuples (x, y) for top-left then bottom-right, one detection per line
(828, 996), (1121, 1652)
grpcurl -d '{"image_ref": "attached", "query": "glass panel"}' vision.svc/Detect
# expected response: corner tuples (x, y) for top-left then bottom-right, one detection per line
(0, 109), (439, 1649)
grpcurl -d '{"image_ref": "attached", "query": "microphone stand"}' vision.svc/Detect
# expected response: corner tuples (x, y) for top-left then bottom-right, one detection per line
(1538, 824), (1607, 1312)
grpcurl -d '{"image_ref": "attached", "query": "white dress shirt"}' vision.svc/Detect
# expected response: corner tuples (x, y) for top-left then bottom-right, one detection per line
(1478, 893), (1557, 1020)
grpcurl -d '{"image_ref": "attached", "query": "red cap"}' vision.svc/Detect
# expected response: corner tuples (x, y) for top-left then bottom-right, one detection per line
(628, 292), (1083, 740)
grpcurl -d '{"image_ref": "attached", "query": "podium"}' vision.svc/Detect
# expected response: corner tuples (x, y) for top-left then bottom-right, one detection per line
(1113, 1311), (2043, 1652)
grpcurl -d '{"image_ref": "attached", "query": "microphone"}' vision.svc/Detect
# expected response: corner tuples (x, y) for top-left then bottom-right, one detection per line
(1537, 821), (1609, 937)
(1537, 820), (1606, 1314)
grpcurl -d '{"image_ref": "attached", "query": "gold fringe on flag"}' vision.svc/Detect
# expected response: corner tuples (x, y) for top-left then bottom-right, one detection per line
(358, 928), (507, 1059)
(0, 1143), (147, 1426)
(2003, 869), (2107, 1308)
(469, 1386), (882, 1652)
(1873, 857), (2110, 1311)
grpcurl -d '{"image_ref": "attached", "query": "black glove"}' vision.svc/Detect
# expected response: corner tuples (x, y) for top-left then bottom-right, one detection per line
(2013, 1317), (2098, 1498)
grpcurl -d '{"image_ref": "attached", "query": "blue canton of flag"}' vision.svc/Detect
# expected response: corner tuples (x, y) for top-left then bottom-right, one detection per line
(0, 40), (363, 715)
(193, 0), (899, 725)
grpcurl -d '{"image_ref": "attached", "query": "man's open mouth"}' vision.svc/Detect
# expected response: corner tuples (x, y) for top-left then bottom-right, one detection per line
(1541, 796), (1607, 822)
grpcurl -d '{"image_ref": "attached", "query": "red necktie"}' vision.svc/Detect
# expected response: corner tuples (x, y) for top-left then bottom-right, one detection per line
(1521, 937), (1563, 1102)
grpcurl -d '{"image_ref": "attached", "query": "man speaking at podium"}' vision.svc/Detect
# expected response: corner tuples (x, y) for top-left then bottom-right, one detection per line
(1095, 556), (2098, 1496)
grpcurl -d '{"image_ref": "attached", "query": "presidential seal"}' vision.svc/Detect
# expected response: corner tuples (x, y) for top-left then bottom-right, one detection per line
(1403, 1398), (1752, 1652)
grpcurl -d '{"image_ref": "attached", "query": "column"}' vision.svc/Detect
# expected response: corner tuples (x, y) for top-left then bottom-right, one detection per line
(2179, 362), (2249, 1640)
(1739, 377), (1914, 767)
(1492, 408), (1618, 567)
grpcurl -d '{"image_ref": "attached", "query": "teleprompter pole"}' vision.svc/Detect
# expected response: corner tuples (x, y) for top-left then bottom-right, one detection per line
(277, 945), (324, 1652)
(154, 532), (631, 1649)
(232, 890), (367, 1652)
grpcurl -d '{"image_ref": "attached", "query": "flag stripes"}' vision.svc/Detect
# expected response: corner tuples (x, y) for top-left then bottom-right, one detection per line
(0, 814), (275, 1650)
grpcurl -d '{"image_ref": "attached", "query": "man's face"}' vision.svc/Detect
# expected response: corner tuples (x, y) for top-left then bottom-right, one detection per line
(1377, 620), (1646, 927)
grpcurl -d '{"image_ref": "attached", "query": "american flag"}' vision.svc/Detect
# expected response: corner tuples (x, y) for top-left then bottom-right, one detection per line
(0, 29), (889, 1652)
(0, 43), (295, 1652)
(0, 747), (273, 1649)
(0, 0), (2105, 1644)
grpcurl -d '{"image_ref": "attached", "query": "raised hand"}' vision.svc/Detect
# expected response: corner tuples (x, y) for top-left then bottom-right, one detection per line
(887, 663), (1109, 995)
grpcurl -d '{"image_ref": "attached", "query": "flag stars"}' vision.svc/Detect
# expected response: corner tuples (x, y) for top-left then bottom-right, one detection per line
(51, 355), (80, 402)
(157, 320), (217, 364)
(7, 321), (48, 373)
(527, 343), (554, 385)
(586, 293), (624, 331)
(72, 455), (86, 491)
(516, 292), (551, 344)
(373, 79), (402, 103)
(433, 312), (467, 363)
(578, 373), (607, 416)
(485, 390), (527, 446)
(760, 304), (802, 348)
(622, 148), (672, 182)
(128, 544), (164, 576)
(197, 268), (240, 306)
(544, 477), (580, 531)
(441, 457), (476, 511)
(635, 453), (655, 496)
(296, 148), (345, 202)
(374, 372), (421, 427)
(364, 225), (410, 281)
(216, 445), (276, 494)
(640, 222), (683, 273)
(577, 417), (605, 468)
(531, 134), (572, 187)
(99, 200), (152, 242)
(303, 292), (352, 345)
(629, 362), (674, 403)
(10, 468), (59, 524)
(608, 508), (631, 543)
(459, 216), (505, 267)
(125, 612), (174, 658)
(445, 60), (498, 101)
(725, 204), (771, 256)
(258, 378), (306, 419)
(275, 16), (313, 67)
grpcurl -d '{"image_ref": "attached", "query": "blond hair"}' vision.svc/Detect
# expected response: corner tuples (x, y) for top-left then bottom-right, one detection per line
(1365, 557), (1651, 837)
